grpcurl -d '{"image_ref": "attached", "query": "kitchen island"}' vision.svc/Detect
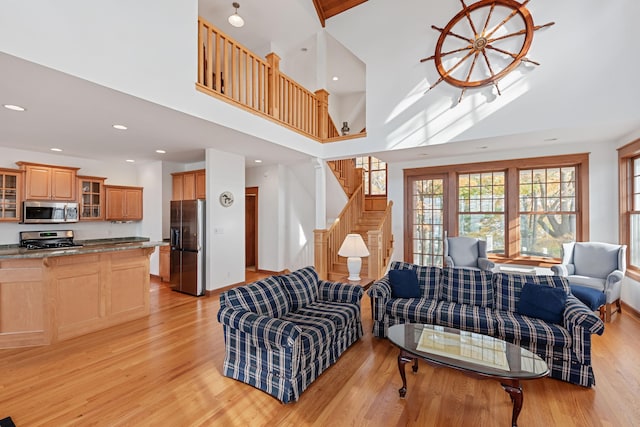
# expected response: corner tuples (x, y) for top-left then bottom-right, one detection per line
(0, 238), (167, 349)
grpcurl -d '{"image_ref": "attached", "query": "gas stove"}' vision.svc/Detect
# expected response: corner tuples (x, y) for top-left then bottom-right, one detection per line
(20, 230), (83, 250)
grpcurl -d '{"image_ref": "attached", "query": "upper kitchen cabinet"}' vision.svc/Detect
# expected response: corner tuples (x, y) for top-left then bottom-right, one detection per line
(78, 175), (106, 221)
(104, 185), (143, 221)
(172, 169), (205, 201)
(16, 162), (79, 201)
(0, 168), (23, 222)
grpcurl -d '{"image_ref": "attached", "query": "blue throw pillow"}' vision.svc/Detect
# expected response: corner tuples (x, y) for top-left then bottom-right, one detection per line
(389, 269), (421, 298)
(517, 282), (567, 324)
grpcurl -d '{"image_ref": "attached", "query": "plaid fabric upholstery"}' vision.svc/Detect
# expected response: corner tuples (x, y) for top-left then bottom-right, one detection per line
(387, 261), (441, 298)
(494, 272), (570, 312)
(435, 301), (496, 335)
(221, 276), (290, 318)
(494, 310), (572, 347)
(368, 266), (604, 387)
(439, 268), (494, 308)
(278, 266), (320, 311)
(218, 267), (363, 403)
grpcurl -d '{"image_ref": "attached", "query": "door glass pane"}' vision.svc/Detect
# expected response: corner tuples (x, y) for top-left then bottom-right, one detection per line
(411, 178), (445, 266)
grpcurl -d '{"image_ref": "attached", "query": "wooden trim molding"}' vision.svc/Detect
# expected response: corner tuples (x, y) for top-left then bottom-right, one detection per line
(403, 153), (590, 265)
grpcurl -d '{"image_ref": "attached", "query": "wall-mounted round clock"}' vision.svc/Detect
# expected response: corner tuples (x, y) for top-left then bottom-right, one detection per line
(219, 191), (234, 207)
(420, 0), (554, 103)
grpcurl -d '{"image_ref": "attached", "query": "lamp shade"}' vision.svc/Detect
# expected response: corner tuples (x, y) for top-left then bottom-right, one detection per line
(338, 234), (370, 257)
(228, 13), (244, 27)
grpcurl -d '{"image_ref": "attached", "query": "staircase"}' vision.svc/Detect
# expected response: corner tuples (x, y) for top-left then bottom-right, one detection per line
(314, 159), (394, 281)
(327, 210), (389, 281)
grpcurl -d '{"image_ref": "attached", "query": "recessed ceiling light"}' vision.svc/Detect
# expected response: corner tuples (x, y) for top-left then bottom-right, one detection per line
(113, 124), (128, 130)
(478, 145), (489, 149)
(3, 104), (26, 111)
(301, 47), (308, 52)
(254, 159), (262, 163)
(50, 148), (63, 152)
(126, 159), (135, 163)
(544, 137), (558, 142)
(332, 76), (339, 81)
(156, 149), (166, 154)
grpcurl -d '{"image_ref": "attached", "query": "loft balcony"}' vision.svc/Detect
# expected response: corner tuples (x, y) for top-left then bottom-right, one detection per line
(196, 16), (365, 144)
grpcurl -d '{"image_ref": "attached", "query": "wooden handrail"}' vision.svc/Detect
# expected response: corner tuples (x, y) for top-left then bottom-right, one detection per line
(367, 201), (394, 279)
(196, 16), (367, 143)
(327, 159), (361, 197)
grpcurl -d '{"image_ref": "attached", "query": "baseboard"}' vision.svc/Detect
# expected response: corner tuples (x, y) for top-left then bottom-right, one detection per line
(622, 302), (640, 320)
(205, 280), (245, 298)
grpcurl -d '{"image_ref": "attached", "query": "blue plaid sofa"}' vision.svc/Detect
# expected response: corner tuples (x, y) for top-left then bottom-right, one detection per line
(217, 266), (364, 403)
(368, 261), (605, 387)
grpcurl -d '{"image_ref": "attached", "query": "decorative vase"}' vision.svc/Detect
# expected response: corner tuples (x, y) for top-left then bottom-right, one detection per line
(341, 121), (350, 136)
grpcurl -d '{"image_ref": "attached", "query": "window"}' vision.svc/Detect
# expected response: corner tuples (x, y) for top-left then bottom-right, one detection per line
(404, 154), (589, 265)
(356, 156), (387, 196)
(518, 167), (576, 258)
(458, 172), (505, 254)
(618, 139), (640, 279)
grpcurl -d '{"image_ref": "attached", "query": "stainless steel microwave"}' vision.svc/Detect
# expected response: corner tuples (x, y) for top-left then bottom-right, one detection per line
(22, 201), (79, 224)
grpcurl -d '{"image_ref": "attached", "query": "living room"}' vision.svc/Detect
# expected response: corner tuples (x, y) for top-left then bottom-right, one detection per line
(1, 1), (639, 425)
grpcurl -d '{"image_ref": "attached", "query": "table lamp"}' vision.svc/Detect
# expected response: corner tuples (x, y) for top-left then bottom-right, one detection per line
(338, 234), (370, 281)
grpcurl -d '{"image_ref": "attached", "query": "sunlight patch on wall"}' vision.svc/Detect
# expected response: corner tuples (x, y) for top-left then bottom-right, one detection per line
(384, 71), (531, 151)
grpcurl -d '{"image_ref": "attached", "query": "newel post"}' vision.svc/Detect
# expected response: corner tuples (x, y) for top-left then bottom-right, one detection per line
(315, 89), (329, 141)
(266, 53), (280, 119)
(314, 229), (329, 280)
(368, 230), (382, 279)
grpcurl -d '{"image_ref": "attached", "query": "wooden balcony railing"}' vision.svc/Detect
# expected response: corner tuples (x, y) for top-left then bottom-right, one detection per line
(196, 16), (365, 143)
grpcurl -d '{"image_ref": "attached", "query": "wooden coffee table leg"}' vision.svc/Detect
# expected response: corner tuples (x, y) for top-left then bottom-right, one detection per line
(500, 379), (523, 427)
(397, 350), (414, 398)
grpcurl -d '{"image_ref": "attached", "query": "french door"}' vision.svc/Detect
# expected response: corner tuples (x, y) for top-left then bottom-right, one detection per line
(405, 174), (448, 266)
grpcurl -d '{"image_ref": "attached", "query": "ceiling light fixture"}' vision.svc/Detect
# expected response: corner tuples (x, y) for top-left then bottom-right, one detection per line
(126, 159), (135, 163)
(3, 104), (26, 111)
(50, 148), (63, 152)
(156, 149), (166, 154)
(254, 159), (262, 163)
(113, 124), (128, 130)
(228, 2), (245, 28)
(332, 76), (339, 81)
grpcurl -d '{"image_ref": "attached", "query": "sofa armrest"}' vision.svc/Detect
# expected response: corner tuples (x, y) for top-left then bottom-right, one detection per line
(444, 256), (455, 268)
(563, 295), (605, 336)
(367, 275), (392, 299)
(217, 306), (300, 348)
(551, 264), (574, 276)
(606, 269), (624, 288)
(478, 257), (495, 271)
(318, 280), (364, 304)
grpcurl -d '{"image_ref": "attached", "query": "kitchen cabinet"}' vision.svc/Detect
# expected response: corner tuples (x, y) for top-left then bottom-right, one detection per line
(78, 175), (106, 221)
(104, 185), (143, 221)
(0, 168), (22, 222)
(172, 169), (205, 200)
(16, 162), (79, 201)
(159, 245), (170, 282)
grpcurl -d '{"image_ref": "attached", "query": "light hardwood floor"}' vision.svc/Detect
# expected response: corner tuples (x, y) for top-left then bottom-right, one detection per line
(1, 274), (639, 426)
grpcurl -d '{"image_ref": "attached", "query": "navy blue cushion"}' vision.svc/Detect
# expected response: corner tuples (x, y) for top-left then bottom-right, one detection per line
(517, 283), (567, 324)
(389, 269), (421, 298)
(570, 284), (606, 311)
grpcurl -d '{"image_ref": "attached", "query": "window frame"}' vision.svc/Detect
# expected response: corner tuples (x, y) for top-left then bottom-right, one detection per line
(356, 156), (387, 196)
(618, 138), (640, 281)
(404, 153), (589, 266)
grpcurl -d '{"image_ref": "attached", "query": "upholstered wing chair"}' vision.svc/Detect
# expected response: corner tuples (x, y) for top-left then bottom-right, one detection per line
(444, 236), (495, 272)
(551, 242), (626, 321)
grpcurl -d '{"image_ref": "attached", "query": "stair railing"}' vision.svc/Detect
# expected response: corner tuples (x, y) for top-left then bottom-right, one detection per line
(314, 182), (364, 280)
(328, 159), (361, 197)
(367, 201), (394, 279)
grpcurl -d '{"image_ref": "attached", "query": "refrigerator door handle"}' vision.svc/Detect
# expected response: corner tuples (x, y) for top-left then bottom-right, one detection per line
(171, 228), (181, 248)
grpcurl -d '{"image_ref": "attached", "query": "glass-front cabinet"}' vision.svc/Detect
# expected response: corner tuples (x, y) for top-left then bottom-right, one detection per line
(78, 175), (106, 221)
(0, 168), (22, 222)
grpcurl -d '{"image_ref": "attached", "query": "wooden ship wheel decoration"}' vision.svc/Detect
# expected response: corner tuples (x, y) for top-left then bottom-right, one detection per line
(421, 0), (554, 103)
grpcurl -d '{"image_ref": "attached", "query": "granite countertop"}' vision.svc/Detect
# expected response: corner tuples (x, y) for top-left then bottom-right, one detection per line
(0, 237), (168, 260)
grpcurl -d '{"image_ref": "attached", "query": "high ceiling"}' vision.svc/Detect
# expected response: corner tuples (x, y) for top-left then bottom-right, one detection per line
(312, 0), (368, 26)
(1, 1), (639, 168)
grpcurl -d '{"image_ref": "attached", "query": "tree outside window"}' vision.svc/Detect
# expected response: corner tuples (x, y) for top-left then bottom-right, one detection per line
(356, 156), (387, 196)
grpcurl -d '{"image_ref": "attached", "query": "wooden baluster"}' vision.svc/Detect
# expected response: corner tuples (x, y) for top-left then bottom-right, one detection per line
(315, 89), (329, 141)
(314, 229), (329, 280)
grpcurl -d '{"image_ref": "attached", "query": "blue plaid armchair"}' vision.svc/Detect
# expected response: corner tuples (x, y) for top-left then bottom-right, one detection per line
(218, 266), (364, 403)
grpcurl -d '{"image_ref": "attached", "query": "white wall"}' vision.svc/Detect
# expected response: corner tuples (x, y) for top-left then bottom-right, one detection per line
(284, 163), (316, 270)
(205, 148), (245, 290)
(137, 161), (163, 275)
(0, 146), (142, 244)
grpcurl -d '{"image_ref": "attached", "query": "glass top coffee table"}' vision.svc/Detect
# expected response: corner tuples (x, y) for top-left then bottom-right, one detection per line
(388, 323), (549, 427)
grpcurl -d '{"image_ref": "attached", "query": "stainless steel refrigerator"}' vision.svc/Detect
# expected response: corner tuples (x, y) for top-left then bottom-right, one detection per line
(170, 199), (205, 296)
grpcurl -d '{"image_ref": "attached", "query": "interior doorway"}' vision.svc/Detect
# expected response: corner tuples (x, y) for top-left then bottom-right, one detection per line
(245, 187), (259, 271)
